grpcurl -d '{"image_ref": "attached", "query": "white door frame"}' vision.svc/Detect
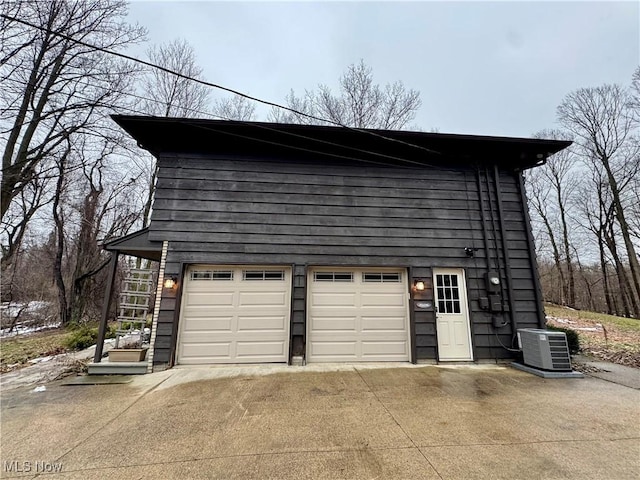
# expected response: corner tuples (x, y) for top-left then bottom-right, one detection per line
(433, 267), (474, 361)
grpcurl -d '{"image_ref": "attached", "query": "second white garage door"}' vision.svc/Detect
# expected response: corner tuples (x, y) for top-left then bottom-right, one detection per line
(307, 268), (410, 363)
(177, 266), (291, 365)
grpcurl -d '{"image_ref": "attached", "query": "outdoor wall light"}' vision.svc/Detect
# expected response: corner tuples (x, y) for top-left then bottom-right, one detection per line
(163, 276), (177, 289)
(413, 280), (426, 292)
(464, 247), (479, 258)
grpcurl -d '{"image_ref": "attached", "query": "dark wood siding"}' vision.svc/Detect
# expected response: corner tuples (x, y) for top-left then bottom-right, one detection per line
(150, 154), (541, 366)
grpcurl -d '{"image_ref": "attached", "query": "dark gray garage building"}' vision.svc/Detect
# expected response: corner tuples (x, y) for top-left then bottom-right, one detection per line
(109, 116), (570, 371)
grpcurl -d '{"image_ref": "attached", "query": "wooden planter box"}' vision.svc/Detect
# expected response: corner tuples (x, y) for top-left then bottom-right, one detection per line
(109, 348), (148, 362)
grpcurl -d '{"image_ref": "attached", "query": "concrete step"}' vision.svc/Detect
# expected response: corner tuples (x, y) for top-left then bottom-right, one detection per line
(88, 360), (147, 375)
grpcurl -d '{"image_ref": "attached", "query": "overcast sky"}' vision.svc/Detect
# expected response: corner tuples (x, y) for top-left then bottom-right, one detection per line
(127, 1), (639, 138)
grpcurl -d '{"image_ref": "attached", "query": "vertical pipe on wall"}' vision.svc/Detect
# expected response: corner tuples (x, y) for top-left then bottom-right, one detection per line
(476, 167), (499, 360)
(493, 165), (518, 337)
(484, 169), (502, 280)
(476, 167), (492, 266)
(517, 172), (547, 329)
(94, 253), (119, 363)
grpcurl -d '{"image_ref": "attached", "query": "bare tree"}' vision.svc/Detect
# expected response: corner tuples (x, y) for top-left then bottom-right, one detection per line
(213, 95), (256, 121)
(0, 0), (145, 269)
(630, 66), (640, 119)
(269, 60), (422, 129)
(1, 0), (146, 324)
(527, 167), (565, 304)
(527, 129), (579, 306)
(138, 39), (211, 227)
(558, 83), (640, 311)
(50, 129), (144, 325)
(68, 139), (142, 324)
(140, 39), (210, 117)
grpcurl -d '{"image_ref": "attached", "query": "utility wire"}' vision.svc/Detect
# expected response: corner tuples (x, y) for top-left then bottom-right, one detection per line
(1, 12), (442, 156)
(101, 86), (433, 167)
(3, 63), (458, 170)
(69, 92), (417, 169)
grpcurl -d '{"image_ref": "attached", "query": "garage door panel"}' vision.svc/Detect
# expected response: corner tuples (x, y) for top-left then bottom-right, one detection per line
(180, 342), (231, 360)
(236, 341), (286, 358)
(309, 317), (357, 331)
(311, 307), (357, 315)
(311, 341), (357, 357)
(307, 268), (409, 363)
(178, 266), (290, 365)
(185, 292), (235, 306)
(311, 293), (357, 306)
(362, 341), (408, 356)
(238, 291), (287, 306)
(237, 316), (287, 331)
(360, 293), (405, 307)
(181, 317), (233, 331)
(359, 307), (406, 315)
(180, 331), (235, 343)
(361, 317), (407, 331)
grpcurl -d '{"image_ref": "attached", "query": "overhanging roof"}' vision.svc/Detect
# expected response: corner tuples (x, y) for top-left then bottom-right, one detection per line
(103, 228), (162, 261)
(112, 115), (571, 170)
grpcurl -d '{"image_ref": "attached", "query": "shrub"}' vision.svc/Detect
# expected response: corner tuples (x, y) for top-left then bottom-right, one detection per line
(64, 325), (99, 351)
(546, 324), (580, 354)
(106, 323), (117, 339)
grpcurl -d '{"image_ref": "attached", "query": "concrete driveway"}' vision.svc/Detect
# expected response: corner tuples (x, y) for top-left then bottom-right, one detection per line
(1, 364), (639, 479)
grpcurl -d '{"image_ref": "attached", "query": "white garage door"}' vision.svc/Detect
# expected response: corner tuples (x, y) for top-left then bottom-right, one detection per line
(177, 266), (291, 365)
(307, 268), (410, 363)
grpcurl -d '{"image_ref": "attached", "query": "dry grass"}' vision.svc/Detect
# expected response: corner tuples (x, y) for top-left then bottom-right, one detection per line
(0, 329), (69, 372)
(545, 303), (640, 368)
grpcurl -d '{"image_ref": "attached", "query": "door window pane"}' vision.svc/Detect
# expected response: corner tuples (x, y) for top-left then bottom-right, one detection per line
(436, 273), (463, 314)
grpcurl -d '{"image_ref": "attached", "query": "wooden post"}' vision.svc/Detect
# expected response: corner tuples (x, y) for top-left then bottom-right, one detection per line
(94, 253), (118, 363)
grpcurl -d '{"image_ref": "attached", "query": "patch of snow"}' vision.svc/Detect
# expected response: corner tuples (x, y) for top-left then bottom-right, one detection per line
(0, 301), (58, 337)
(33, 385), (46, 392)
(546, 316), (575, 325)
(1, 301), (51, 318)
(0, 322), (61, 338)
(28, 356), (54, 364)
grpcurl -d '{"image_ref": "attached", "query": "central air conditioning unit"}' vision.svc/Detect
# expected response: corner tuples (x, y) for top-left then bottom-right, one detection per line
(517, 328), (572, 371)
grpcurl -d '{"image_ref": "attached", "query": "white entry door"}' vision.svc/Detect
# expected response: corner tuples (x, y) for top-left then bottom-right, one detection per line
(433, 268), (473, 361)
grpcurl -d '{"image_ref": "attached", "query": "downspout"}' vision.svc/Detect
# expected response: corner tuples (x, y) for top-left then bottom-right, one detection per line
(493, 165), (518, 341)
(517, 169), (547, 329)
(476, 167), (492, 266)
(485, 168), (506, 309)
(476, 167), (498, 361)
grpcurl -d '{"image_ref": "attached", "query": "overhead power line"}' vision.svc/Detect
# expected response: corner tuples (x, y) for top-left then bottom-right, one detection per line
(1, 12), (441, 157)
(88, 83), (431, 168)
(69, 90), (421, 170)
(3, 61), (460, 172)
